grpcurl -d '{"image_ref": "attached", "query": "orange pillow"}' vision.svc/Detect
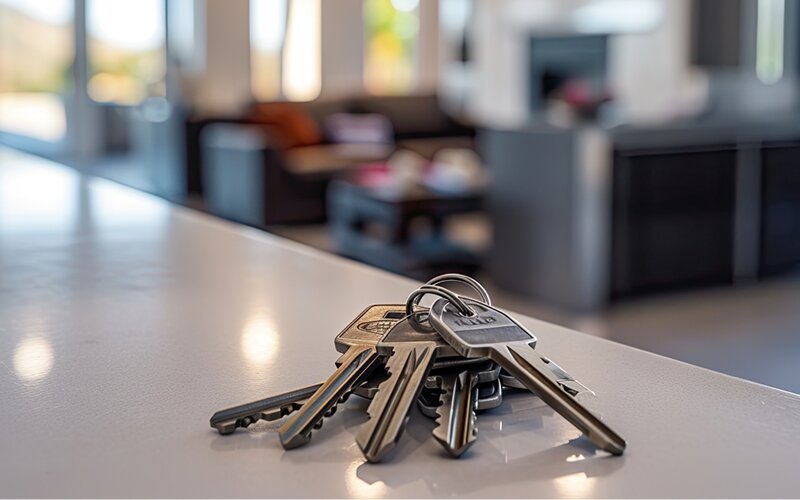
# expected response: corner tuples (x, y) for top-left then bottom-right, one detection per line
(249, 103), (321, 149)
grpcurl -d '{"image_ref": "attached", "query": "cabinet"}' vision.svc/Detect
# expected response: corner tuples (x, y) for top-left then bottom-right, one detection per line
(612, 146), (737, 297)
(760, 142), (800, 275)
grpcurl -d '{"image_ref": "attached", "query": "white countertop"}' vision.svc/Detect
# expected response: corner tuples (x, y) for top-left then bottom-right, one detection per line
(1, 148), (799, 498)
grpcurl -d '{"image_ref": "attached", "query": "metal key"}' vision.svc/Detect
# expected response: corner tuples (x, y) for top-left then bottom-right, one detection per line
(429, 297), (627, 455)
(210, 367), (389, 435)
(423, 360), (502, 457)
(418, 358), (502, 417)
(211, 384), (322, 435)
(431, 369), (478, 457)
(355, 315), (453, 462)
(419, 378), (503, 417)
(211, 304), (469, 439)
(278, 304), (401, 449)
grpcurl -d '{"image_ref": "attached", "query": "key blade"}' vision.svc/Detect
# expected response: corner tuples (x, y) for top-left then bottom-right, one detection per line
(540, 356), (595, 397)
(210, 383), (322, 434)
(356, 344), (436, 463)
(432, 371), (478, 457)
(500, 344), (626, 455)
(278, 345), (379, 449)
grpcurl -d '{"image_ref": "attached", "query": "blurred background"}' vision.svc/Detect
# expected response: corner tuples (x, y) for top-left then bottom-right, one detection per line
(1, 0), (799, 392)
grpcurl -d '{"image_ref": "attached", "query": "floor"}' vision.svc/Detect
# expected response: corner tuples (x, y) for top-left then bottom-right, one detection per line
(274, 222), (800, 395)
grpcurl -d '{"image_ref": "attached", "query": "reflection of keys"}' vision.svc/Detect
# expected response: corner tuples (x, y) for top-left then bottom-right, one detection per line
(429, 297), (626, 455)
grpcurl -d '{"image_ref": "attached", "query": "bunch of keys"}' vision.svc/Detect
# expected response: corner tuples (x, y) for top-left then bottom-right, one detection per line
(210, 274), (626, 462)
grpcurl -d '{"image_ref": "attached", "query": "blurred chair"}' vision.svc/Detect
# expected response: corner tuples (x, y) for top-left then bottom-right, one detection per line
(200, 123), (332, 226)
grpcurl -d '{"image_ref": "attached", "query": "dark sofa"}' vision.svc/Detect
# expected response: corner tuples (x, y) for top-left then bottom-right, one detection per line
(197, 94), (474, 227)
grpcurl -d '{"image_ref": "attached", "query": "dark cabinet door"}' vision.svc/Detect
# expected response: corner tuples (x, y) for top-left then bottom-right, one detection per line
(612, 146), (737, 297)
(760, 142), (800, 275)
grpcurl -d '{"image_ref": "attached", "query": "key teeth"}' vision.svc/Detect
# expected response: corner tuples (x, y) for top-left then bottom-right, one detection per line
(280, 393), (351, 448)
(356, 346), (435, 463)
(431, 372), (478, 458)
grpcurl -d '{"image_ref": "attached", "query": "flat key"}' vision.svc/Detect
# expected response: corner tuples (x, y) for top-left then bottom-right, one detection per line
(429, 297), (627, 456)
(278, 304), (401, 449)
(431, 370), (478, 457)
(355, 316), (449, 462)
(210, 383), (322, 435)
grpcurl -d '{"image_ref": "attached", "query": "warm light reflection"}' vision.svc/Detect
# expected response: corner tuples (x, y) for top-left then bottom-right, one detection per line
(553, 471), (597, 498)
(345, 459), (388, 499)
(13, 337), (54, 383)
(240, 314), (280, 366)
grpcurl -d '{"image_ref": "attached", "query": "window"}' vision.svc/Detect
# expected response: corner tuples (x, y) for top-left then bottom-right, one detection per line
(0, 0), (73, 141)
(251, 0), (287, 101)
(756, 0), (785, 85)
(86, 0), (166, 105)
(363, 0), (419, 95)
(250, 0), (321, 102)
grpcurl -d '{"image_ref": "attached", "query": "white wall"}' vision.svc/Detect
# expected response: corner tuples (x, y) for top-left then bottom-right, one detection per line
(191, 0), (252, 116)
(468, 0), (709, 127)
(609, 0), (708, 124)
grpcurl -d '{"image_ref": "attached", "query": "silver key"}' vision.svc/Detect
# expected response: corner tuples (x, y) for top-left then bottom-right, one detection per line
(355, 315), (451, 462)
(278, 304), (399, 449)
(419, 378), (503, 417)
(210, 383), (322, 435)
(210, 367), (391, 436)
(431, 369), (478, 457)
(429, 297), (626, 456)
(500, 361), (593, 397)
(423, 360), (502, 457)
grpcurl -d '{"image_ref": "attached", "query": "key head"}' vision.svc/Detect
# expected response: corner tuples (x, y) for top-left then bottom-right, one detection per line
(334, 304), (408, 353)
(379, 314), (458, 357)
(429, 297), (537, 359)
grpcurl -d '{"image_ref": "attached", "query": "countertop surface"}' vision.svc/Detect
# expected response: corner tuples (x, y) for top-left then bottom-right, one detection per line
(1, 148), (799, 498)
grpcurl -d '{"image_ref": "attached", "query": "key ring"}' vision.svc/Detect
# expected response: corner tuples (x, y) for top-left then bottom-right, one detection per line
(424, 273), (491, 306)
(406, 284), (476, 332)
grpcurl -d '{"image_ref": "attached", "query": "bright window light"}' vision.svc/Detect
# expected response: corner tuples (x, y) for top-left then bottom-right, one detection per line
(86, 0), (166, 104)
(756, 0), (785, 85)
(364, 0), (420, 95)
(0, 0), (72, 141)
(282, 0), (321, 101)
(251, 0), (288, 100)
